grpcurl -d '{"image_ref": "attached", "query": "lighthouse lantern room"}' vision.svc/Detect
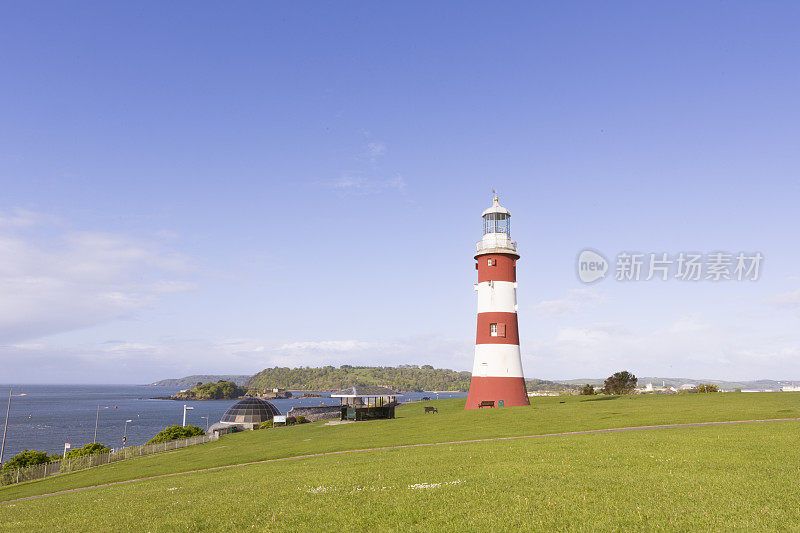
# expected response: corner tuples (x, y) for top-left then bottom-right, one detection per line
(465, 196), (530, 409)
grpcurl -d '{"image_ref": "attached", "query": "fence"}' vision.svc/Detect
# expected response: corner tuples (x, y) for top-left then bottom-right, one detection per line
(0, 433), (218, 487)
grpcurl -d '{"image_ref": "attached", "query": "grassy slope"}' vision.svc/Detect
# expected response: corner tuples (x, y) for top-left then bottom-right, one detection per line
(1, 393), (798, 504)
(1, 422), (799, 531)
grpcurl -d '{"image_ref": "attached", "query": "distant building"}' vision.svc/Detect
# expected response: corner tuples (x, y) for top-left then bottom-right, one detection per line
(782, 386), (800, 392)
(332, 386), (399, 421)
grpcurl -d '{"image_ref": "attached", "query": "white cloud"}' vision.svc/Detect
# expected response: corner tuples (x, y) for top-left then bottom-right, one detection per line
(0, 334), (473, 384)
(524, 314), (800, 381)
(0, 207), (56, 228)
(765, 289), (800, 308)
(0, 211), (195, 343)
(367, 142), (387, 158)
(325, 174), (406, 194)
(279, 340), (378, 352)
(532, 288), (605, 317)
(149, 280), (198, 294)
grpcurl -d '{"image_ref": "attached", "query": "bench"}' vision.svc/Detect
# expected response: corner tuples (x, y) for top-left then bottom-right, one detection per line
(478, 401), (495, 408)
(424, 406), (438, 414)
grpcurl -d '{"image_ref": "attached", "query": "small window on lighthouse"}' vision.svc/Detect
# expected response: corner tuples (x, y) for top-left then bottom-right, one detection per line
(497, 323), (506, 337)
(490, 323), (498, 336)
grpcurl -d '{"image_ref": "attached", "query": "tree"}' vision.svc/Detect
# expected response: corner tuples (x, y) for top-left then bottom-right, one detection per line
(147, 425), (205, 444)
(602, 371), (638, 395)
(580, 384), (596, 395)
(695, 383), (719, 393)
(1, 449), (59, 471)
(64, 443), (111, 459)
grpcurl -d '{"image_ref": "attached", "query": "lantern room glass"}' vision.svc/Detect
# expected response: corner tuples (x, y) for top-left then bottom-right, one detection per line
(482, 212), (510, 236)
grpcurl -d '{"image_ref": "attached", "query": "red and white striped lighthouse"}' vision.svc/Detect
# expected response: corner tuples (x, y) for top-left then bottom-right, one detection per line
(465, 196), (529, 409)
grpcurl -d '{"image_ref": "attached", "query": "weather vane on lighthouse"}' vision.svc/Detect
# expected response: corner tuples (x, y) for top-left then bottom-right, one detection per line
(465, 195), (530, 409)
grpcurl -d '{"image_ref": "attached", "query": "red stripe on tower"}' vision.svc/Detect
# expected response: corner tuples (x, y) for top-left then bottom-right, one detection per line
(465, 196), (529, 410)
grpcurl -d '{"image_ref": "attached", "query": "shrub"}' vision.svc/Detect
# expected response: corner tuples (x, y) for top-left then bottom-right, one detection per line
(296, 415), (308, 424)
(580, 384), (596, 396)
(64, 443), (111, 459)
(286, 416), (297, 425)
(695, 384), (719, 393)
(1, 449), (60, 471)
(147, 425), (205, 444)
(259, 420), (274, 429)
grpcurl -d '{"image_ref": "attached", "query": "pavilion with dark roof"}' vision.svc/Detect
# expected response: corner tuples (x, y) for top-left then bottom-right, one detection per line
(331, 386), (400, 421)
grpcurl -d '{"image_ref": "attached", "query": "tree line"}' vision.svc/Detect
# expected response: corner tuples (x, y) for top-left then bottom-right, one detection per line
(246, 365), (473, 392)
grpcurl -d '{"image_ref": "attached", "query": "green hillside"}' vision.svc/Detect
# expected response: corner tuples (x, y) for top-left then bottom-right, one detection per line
(245, 365), (472, 392)
(172, 380), (247, 400)
(1, 393), (800, 530)
(2, 393), (800, 530)
(4, 421), (799, 531)
(149, 375), (251, 387)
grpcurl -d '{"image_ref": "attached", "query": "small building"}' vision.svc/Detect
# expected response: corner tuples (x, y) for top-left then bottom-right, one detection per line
(331, 386), (400, 421)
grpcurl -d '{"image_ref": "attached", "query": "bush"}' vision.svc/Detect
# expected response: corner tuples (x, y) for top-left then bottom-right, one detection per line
(296, 415), (308, 424)
(1, 449), (60, 471)
(580, 384), (596, 396)
(695, 383), (719, 393)
(147, 425), (205, 444)
(258, 420), (274, 429)
(602, 371), (638, 395)
(64, 443), (111, 459)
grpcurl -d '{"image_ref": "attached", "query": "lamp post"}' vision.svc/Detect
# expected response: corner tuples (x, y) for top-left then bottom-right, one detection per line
(94, 405), (111, 443)
(123, 419), (133, 447)
(182, 405), (194, 427)
(0, 389), (28, 467)
(200, 416), (209, 431)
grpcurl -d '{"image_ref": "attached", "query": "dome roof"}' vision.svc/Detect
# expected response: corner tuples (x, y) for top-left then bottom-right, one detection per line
(220, 397), (280, 425)
(482, 196), (510, 217)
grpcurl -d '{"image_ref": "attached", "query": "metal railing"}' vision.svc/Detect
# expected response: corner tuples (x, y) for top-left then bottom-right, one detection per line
(476, 238), (517, 253)
(0, 433), (218, 487)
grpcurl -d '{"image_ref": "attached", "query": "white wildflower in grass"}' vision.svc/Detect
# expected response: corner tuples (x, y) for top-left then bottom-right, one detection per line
(305, 486), (331, 494)
(409, 480), (465, 490)
(167, 487), (180, 492)
(348, 486), (395, 493)
(409, 482), (441, 490)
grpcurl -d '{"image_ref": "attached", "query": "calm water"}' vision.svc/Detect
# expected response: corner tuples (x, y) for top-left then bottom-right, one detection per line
(0, 385), (465, 458)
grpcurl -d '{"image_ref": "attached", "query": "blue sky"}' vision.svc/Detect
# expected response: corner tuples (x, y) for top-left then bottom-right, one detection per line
(1, 2), (799, 383)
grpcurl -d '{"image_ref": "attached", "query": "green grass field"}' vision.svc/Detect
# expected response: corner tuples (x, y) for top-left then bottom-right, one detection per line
(2, 393), (799, 531)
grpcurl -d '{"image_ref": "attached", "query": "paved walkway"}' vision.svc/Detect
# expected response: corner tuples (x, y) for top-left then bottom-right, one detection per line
(3, 417), (799, 504)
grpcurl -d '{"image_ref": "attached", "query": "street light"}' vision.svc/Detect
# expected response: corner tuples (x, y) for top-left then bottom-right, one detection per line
(94, 405), (112, 443)
(182, 405), (194, 427)
(123, 419), (133, 447)
(1, 389), (28, 467)
(200, 416), (209, 431)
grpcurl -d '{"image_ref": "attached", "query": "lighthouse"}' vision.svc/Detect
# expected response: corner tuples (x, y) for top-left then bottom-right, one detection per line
(465, 196), (530, 409)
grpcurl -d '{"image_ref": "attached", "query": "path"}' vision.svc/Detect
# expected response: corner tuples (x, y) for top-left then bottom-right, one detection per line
(3, 417), (799, 504)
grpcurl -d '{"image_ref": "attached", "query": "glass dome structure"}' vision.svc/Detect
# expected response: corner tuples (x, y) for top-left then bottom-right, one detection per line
(220, 398), (280, 425)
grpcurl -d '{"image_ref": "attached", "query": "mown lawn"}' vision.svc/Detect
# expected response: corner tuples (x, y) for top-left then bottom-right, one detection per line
(0, 392), (798, 503)
(1, 421), (799, 531)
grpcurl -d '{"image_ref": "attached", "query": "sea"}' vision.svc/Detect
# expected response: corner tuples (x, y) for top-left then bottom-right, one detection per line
(0, 385), (466, 458)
